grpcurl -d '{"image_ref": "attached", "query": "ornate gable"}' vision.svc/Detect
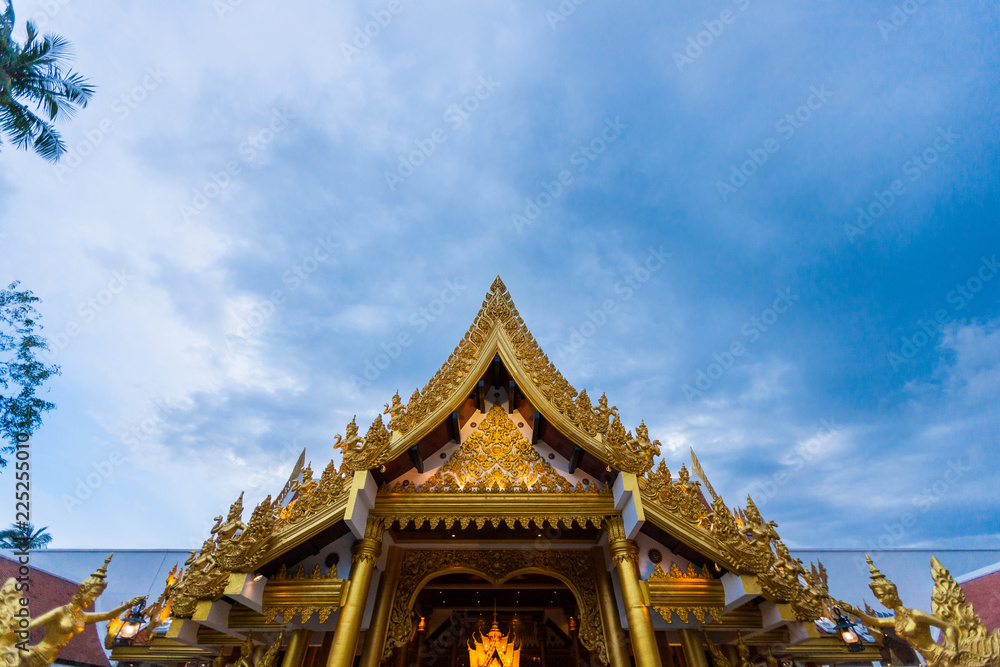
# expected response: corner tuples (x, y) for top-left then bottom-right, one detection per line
(377, 277), (661, 476)
(389, 405), (599, 494)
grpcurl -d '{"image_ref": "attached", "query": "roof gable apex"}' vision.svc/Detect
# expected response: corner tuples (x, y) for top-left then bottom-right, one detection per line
(376, 277), (660, 476)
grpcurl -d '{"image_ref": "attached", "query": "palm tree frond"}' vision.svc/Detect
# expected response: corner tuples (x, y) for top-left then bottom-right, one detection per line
(0, 11), (90, 160)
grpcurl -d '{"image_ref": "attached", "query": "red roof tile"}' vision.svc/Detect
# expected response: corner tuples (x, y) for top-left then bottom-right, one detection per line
(961, 569), (1000, 632)
(0, 555), (112, 667)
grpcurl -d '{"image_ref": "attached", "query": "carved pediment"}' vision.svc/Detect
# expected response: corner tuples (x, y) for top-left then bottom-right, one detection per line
(392, 405), (595, 494)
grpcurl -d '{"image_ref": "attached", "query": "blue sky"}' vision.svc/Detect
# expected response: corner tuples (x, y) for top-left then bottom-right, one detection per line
(1, 1), (997, 554)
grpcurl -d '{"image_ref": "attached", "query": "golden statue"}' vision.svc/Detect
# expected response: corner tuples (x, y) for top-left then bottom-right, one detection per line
(295, 464), (317, 495)
(840, 555), (1000, 667)
(254, 630), (285, 667)
(735, 633), (752, 667)
(384, 391), (409, 433)
(232, 631), (256, 667)
(212, 493), (248, 542)
(703, 632), (732, 667)
(0, 554), (143, 667)
(468, 612), (520, 667)
(703, 632), (752, 667)
(333, 415), (392, 473)
(186, 537), (218, 572)
(232, 631), (285, 667)
(592, 392), (618, 434)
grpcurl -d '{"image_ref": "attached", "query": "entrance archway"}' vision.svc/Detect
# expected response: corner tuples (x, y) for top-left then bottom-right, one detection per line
(381, 549), (609, 665)
(396, 571), (588, 666)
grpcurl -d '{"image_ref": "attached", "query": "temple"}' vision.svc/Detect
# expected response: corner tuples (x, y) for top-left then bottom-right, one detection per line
(111, 277), (886, 667)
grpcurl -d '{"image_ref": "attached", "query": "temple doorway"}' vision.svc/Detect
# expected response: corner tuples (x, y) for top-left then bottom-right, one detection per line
(392, 571), (593, 666)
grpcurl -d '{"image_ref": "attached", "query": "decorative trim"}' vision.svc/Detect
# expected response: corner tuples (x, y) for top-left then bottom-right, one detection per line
(384, 405), (601, 495)
(382, 548), (609, 665)
(645, 563), (724, 624)
(261, 564), (346, 624)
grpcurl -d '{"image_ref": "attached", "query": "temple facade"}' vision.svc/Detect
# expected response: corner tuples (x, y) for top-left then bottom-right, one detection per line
(112, 278), (883, 667)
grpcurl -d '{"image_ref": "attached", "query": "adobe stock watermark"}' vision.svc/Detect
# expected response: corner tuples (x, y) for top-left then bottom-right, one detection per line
(844, 127), (960, 243)
(226, 234), (338, 345)
(556, 246), (671, 359)
(511, 116), (628, 232)
(29, 0), (72, 28)
(61, 396), (183, 513)
(683, 288), (799, 401)
(350, 279), (468, 391)
(180, 108), (294, 222)
(855, 456), (971, 567)
(41, 269), (135, 362)
(877, 0), (928, 41)
(673, 0), (753, 72)
(545, 0), (587, 30)
(384, 75), (501, 192)
(52, 66), (167, 181)
(750, 418), (838, 506)
(716, 84), (832, 201)
(887, 255), (998, 371)
(339, 0), (409, 63)
(244, 436), (306, 494)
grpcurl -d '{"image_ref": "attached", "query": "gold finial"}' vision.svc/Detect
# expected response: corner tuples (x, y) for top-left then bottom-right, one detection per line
(96, 553), (113, 577)
(82, 553), (113, 587)
(866, 554), (888, 584)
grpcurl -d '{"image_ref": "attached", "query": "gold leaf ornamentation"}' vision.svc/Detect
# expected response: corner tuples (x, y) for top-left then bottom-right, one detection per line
(838, 556), (1000, 667)
(704, 632), (733, 667)
(638, 461), (711, 527)
(645, 557), (724, 626)
(382, 549), (608, 665)
(414, 406), (581, 493)
(171, 539), (229, 619)
(791, 561), (828, 622)
(383, 278), (657, 473)
(170, 457), (355, 617)
(335, 415), (392, 473)
(384, 391), (410, 433)
(603, 416), (660, 475)
(261, 564), (346, 626)
(214, 495), (275, 572)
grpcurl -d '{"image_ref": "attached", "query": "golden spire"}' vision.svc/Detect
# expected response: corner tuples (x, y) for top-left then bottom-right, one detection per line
(82, 553), (113, 588)
(866, 554), (889, 586)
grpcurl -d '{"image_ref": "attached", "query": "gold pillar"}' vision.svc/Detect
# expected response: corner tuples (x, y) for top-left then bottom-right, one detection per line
(327, 516), (385, 667)
(358, 545), (402, 667)
(605, 517), (663, 667)
(591, 546), (630, 667)
(677, 629), (709, 667)
(281, 629), (313, 667)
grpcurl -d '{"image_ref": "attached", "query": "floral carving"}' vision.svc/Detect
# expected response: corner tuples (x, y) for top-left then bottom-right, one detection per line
(391, 405), (598, 494)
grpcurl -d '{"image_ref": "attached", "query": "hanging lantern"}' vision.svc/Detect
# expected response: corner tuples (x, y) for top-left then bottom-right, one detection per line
(115, 598), (147, 643)
(831, 607), (865, 653)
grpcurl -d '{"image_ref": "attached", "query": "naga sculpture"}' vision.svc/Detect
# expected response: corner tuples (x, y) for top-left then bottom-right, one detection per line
(333, 415), (392, 472)
(0, 554), (142, 667)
